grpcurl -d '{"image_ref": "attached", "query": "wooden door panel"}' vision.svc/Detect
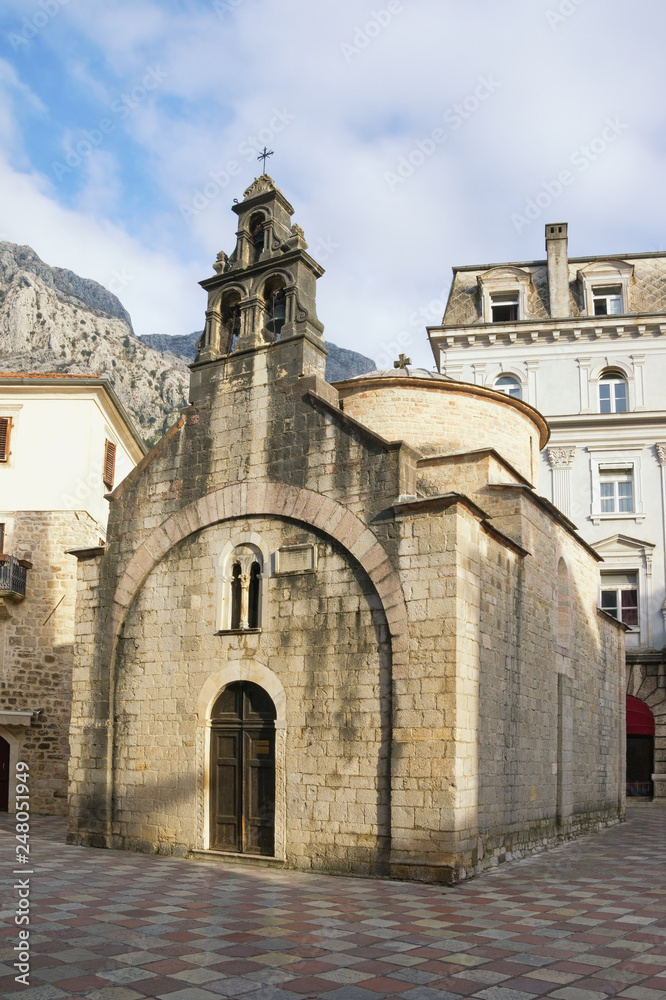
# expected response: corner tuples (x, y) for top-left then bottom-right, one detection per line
(210, 683), (276, 857)
(244, 730), (275, 856)
(210, 729), (240, 851)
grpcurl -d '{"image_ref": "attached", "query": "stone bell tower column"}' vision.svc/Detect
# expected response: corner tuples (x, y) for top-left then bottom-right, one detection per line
(191, 175), (327, 385)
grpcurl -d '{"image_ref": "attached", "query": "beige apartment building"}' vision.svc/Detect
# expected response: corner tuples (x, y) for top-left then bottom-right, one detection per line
(0, 373), (144, 814)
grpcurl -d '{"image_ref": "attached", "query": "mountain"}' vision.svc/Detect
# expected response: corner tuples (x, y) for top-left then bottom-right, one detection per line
(139, 333), (376, 383)
(0, 242), (377, 445)
(0, 242), (190, 444)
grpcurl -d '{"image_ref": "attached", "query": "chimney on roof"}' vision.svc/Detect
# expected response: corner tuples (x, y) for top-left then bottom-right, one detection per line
(545, 222), (569, 318)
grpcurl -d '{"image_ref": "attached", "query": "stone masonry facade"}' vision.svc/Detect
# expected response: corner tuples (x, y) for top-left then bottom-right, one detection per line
(67, 177), (626, 883)
(0, 510), (100, 813)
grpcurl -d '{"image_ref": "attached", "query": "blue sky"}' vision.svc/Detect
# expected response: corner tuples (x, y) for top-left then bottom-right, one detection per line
(1, 0), (665, 367)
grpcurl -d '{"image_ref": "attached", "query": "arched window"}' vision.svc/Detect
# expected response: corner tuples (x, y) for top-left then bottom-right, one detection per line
(263, 277), (287, 341)
(494, 375), (522, 399)
(222, 545), (263, 632)
(249, 213), (265, 263)
(221, 292), (242, 354)
(598, 370), (627, 413)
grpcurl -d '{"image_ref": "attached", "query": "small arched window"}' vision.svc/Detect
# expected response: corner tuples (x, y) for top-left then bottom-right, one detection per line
(223, 545), (263, 632)
(598, 370), (627, 413)
(494, 375), (522, 399)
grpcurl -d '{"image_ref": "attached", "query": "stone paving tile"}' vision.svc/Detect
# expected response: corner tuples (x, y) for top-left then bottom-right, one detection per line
(1, 811), (666, 999)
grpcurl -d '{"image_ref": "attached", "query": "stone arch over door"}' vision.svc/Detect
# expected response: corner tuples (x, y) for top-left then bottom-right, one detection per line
(102, 483), (407, 846)
(197, 662), (287, 857)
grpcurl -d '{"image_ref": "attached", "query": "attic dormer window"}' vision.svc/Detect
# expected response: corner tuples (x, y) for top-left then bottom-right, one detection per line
(593, 285), (623, 316)
(491, 292), (519, 322)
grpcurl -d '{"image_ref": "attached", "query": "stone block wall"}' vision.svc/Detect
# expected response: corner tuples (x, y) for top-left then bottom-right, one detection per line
(67, 336), (625, 882)
(0, 510), (99, 814)
(336, 379), (544, 486)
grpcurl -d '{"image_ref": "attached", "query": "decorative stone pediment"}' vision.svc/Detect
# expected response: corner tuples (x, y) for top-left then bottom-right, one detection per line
(594, 534), (656, 575)
(243, 174), (279, 200)
(594, 533), (655, 555)
(478, 266), (532, 291)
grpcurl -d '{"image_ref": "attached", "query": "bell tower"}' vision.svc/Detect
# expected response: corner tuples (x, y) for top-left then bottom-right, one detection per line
(194, 175), (326, 369)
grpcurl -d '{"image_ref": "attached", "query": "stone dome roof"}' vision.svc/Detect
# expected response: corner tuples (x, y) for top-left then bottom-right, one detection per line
(337, 367), (453, 383)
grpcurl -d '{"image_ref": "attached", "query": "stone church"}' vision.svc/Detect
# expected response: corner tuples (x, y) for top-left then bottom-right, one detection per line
(68, 176), (626, 883)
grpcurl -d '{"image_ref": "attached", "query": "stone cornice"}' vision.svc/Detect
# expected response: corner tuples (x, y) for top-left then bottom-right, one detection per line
(429, 314), (666, 350)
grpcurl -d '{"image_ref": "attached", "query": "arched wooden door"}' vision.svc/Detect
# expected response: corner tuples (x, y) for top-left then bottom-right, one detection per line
(0, 736), (10, 811)
(210, 681), (276, 855)
(626, 695), (654, 798)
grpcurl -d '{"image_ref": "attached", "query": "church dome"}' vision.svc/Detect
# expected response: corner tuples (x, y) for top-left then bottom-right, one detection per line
(334, 368), (549, 485)
(339, 367), (453, 382)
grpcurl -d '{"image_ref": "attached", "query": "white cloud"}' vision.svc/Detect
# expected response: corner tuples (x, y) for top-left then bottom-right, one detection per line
(2, 0), (666, 364)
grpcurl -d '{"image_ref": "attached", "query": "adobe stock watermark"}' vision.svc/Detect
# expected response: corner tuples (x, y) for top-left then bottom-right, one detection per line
(7, 0), (72, 52)
(341, 1), (406, 63)
(511, 116), (628, 233)
(179, 108), (296, 220)
(51, 66), (168, 181)
(385, 76), (501, 192)
(108, 268), (134, 296)
(213, 0), (245, 17)
(546, 0), (587, 30)
(309, 235), (340, 263)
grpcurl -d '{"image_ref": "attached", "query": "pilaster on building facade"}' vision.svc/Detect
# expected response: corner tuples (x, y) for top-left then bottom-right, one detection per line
(429, 223), (666, 801)
(0, 374), (144, 814)
(67, 177), (625, 882)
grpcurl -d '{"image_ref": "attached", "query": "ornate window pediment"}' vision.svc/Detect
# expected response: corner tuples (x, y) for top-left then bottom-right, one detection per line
(478, 267), (532, 323)
(577, 260), (634, 317)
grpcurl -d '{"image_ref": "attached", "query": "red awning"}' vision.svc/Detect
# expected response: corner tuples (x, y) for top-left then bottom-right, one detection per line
(626, 695), (655, 736)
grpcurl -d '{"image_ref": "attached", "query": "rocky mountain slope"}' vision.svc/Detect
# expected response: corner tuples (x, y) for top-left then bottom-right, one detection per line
(0, 242), (376, 445)
(0, 242), (189, 444)
(139, 332), (376, 382)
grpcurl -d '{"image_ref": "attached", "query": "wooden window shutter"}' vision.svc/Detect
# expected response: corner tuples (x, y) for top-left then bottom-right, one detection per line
(103, 439), (117, 491)
(0, 418), (11, 462)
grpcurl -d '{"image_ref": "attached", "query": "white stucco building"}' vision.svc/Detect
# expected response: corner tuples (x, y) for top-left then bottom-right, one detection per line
(0, 372), (144, 814)
(428, 224), (666, 800)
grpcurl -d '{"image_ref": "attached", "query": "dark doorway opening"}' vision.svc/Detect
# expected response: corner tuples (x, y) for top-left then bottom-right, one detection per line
(626, 695), (654, 798)
(210, 681), (276, 855)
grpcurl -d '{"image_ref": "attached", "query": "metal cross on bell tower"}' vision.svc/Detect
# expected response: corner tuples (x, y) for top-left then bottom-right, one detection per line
(257, 146), (274, 174)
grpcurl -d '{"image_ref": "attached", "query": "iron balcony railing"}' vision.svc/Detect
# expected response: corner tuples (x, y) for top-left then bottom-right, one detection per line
(0, 556), (29, 599)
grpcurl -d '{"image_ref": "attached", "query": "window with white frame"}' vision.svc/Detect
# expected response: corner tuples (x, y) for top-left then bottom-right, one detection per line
(490, 292), (519, 322)
(494, 375), (522, 399)
(598, 371), (628, 413)
(600, 570), (639, 628)
(599, 466), (634, 514)
(592, 284), (623, 316)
